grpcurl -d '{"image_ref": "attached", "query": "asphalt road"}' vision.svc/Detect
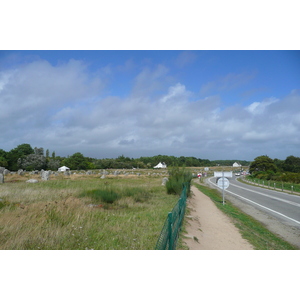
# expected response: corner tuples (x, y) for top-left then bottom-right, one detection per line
(207, 176), (300, 247)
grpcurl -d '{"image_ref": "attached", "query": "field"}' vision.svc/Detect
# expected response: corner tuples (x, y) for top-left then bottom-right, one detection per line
(0, 171), (180, 250)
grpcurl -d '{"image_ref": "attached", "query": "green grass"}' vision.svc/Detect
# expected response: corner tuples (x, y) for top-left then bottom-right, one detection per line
(0, 174), (178, 250)
(241, 176), (300, 194)
(80, 188), (121, 204)
(193, 183), (297, 250)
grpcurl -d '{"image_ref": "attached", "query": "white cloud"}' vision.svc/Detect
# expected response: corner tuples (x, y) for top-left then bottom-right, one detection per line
(131, 64), (171, 97)
(0, 58), (299, 160)
(246, 97), (279, 115)
(0, 59), (104, 122)
(160, 83), (189, 103)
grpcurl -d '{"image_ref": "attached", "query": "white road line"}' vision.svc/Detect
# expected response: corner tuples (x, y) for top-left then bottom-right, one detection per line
(233, 178), (300, 199)
(208, 177), (300, 225)
(229, 182), (300, 208)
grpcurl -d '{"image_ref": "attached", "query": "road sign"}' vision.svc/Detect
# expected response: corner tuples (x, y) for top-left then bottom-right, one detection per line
(217, 177), (230, 189)
(214, 171), (232, 178)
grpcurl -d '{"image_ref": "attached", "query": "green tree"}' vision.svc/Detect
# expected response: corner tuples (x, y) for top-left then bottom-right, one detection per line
(34, 147), (44, 156)
(0, 156), (8, 167)
(273, 158), (284, 172)
(18, 154), (47, 171)
(0, 149), (8, 167)
(249, 155), (277, 174)
(7, 144), (34, 171)
(63, 152), (89, 170)
(283, 155), (300, 173)
(47, 159), (61, 171)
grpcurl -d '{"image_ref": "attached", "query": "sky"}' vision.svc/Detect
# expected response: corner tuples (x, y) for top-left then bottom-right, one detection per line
(0, 50), (299, 161)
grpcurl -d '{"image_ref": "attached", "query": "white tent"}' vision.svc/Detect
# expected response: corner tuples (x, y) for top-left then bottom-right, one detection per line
(233, 162), (241, 167)
(153, 162), (167, 169)
(58, 166), (70, 172)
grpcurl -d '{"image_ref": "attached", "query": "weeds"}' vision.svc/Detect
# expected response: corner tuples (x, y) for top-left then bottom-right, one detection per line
(81, 189), (120, 204)
(0, 174), (178, 250)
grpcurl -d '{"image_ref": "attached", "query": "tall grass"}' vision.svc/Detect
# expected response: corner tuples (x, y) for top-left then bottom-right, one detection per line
(0, 174), (178, 250)
(80, 189), (121, 204)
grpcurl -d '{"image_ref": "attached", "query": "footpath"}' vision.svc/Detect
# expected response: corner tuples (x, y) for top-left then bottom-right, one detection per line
(183, 185), (254, 250)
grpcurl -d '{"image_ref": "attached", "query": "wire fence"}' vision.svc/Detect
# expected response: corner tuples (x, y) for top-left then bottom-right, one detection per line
(244, 177), (300, 194)
(155, 182), (189, 250)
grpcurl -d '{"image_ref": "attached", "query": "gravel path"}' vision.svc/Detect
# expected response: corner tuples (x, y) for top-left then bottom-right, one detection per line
(183, 185), (254, 250)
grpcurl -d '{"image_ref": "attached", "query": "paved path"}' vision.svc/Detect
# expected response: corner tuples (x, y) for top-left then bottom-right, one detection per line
(183, 185), (254, 250)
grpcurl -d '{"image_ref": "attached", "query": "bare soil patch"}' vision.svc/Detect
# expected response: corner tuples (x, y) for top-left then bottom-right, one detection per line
(183, 185), (254, 250)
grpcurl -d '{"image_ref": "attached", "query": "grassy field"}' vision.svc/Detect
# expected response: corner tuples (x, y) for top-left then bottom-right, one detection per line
(0, 172), (179, 250)
(193, 182), (298, 250)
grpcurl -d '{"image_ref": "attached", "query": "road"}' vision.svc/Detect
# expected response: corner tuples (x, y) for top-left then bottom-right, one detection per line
(207, 176), (300, 248)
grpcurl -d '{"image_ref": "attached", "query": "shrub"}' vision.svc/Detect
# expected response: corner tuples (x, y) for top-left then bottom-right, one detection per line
(83, 189), (120, 204)
(166, 166), (192, 196)
(17, 154), (46, 171)
(0, 200), (9, 210)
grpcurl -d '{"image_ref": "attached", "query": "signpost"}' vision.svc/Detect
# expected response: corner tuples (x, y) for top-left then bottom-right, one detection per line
(217, 177), (230, 189)
(217, 171), (230, 205)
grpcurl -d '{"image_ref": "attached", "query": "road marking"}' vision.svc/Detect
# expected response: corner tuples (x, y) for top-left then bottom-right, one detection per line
(209, 177), (300, 208)
(208, 177), (300, 225)
(229, 182), (300, 208)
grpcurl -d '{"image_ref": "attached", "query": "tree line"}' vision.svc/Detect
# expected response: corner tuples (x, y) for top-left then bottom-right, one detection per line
(0, 143), (252, 171)
(249, 155), (300, 183)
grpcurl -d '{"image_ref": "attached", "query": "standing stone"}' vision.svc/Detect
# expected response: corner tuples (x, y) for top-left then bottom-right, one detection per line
(26, 179), (39, 183)
(18, 169), (24, 175)
(162, 177), (168, 186)
(0, 167), (5, 174)
(0, 173), (4, 183)
(41, 170), (50, 181)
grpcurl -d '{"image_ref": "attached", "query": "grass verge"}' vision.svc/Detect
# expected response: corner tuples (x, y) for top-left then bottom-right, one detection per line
(193, 182), (297, 250)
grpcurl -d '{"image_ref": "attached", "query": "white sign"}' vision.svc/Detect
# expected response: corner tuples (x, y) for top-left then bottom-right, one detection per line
(217, 177), (230, 189)
(214, 171), (232, 178)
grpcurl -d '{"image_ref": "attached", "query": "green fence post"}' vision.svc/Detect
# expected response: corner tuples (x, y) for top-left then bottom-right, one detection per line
(168, 212), (173, 250)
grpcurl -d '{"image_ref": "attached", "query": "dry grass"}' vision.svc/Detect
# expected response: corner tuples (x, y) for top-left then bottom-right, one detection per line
(0, 172), (178, 250)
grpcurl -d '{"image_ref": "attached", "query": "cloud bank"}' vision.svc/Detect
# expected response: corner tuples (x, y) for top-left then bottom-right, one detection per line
(1, 58), (299, 160)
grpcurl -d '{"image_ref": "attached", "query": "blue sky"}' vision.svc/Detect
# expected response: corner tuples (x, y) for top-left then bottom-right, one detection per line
(0, 50), (299, 161)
